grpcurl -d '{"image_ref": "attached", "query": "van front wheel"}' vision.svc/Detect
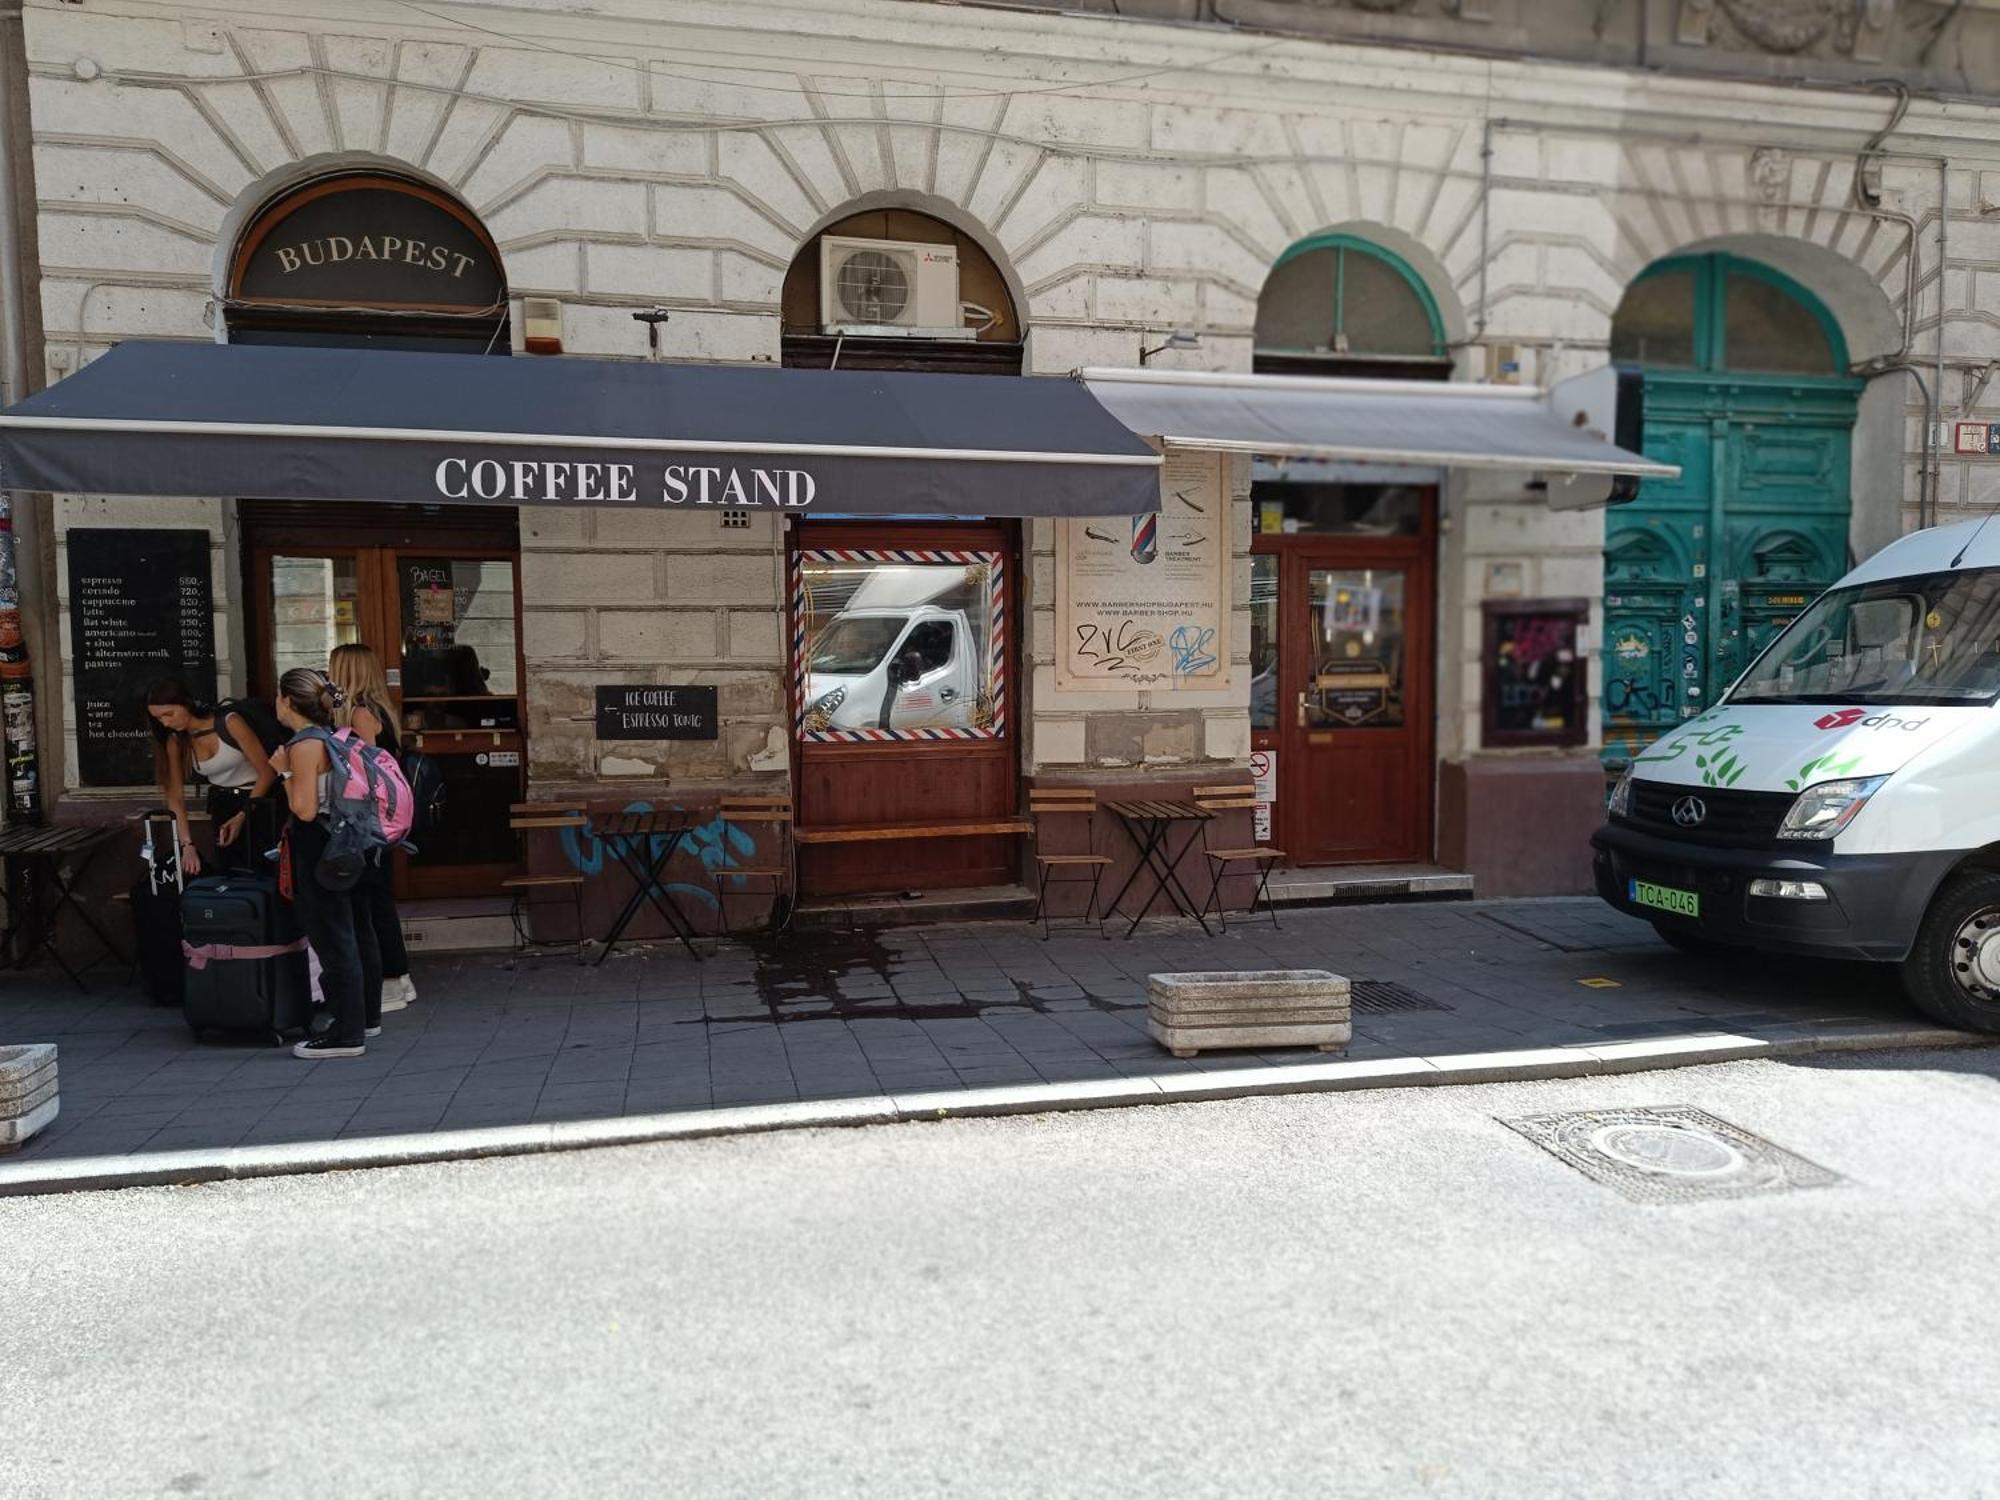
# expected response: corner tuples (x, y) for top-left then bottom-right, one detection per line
(1900, 871), (2000, 1033)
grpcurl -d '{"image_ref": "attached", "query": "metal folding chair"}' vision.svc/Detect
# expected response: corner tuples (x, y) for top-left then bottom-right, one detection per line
(1192, 784), (1284, 931)
(1027, 787), (1111, 939)
(709, 796), (793, 951)
(503, 803), (588, 965)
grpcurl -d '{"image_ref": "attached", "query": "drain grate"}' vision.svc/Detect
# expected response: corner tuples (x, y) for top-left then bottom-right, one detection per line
(1351, 980), (1450, 1015)
(1501, 1104), (1841, 1205)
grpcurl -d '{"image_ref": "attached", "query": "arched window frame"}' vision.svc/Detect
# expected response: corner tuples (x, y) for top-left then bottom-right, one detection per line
(1259, 233), (1449, 362)
(1618, 252), (1851, 377)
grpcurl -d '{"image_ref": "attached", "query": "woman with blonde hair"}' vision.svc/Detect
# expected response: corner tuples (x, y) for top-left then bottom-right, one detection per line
(327, 643), (417, 1014)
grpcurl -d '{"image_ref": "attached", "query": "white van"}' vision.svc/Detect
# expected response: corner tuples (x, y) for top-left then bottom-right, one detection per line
(1594, 516), (2000, 1032)
(802, 605), (981, 732)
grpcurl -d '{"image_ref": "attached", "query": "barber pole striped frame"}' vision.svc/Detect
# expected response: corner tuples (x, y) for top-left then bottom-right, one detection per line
(793, 547), (1007, 743)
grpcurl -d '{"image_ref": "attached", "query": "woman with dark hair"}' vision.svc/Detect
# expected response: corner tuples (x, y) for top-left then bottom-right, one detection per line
(146, 678), (278, 876)
(275, 667), (381, 1060)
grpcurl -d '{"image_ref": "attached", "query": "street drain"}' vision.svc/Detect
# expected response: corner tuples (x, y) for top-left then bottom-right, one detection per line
(1351, 980), (1449, 1015)
(1500, 1105), (1840, 1205)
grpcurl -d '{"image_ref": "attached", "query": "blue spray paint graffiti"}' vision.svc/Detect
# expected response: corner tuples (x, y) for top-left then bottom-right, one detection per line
(559, 802), (757, 909)
(1169, 623), (1217, 675)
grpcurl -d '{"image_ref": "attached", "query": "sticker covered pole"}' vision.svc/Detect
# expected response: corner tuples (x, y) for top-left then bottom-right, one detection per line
(0, 481), (41, 824)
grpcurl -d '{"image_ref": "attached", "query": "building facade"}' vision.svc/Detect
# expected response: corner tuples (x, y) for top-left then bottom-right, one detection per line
(4, 0), (1997, 915)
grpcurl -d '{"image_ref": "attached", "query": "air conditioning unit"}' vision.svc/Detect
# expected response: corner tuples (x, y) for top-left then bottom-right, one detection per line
(819, 236), (968, 337)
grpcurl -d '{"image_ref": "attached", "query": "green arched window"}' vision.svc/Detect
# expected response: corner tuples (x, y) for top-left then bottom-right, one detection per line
(1255, 235), (1447, 361)
(1611, 253), (1847, 377)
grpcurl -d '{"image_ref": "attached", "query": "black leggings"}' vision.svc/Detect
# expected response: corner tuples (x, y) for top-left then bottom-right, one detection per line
(363, 860), (409, 981)
(289, 819), (383, 1045)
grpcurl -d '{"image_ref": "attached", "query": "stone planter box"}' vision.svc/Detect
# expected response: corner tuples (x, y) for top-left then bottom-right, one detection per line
(1148, 970), (1351, 1058)
(0, 1044), (58, 1153)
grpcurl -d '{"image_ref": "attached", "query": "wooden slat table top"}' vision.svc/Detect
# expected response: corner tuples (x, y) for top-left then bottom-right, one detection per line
(0, 824), (117, 857)
(595, 810), (692, 838)
(1103, 799), (1213, 821)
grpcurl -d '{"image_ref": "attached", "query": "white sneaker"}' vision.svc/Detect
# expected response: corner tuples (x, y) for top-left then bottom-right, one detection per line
(380, 974), (416, 1012)
(364, 1026), (383, 1039)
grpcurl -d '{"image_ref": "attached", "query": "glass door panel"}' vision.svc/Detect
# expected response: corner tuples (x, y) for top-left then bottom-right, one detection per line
(396, 556), (520, 711)
(1305, 568), (1407, 730)
(270, 554), (362, 680)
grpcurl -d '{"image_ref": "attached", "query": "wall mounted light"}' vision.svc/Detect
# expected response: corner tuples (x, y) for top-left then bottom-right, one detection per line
(1139, 330), (1201, 365)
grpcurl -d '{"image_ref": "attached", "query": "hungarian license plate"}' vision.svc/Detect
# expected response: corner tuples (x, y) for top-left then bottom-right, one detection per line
(1629, 878), (1699, 919)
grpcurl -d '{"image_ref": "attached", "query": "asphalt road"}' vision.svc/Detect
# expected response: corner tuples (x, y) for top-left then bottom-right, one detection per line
(7, 1047), (2000, 1499)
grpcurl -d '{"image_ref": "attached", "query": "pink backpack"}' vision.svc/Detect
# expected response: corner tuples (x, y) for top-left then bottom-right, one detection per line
(298, 725), (417, 849)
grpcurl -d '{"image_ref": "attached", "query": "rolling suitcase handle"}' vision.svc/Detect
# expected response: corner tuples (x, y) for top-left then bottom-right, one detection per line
(133, 807), (185, 895)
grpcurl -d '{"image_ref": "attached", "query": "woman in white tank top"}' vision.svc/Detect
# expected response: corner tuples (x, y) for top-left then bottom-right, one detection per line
(145, 678), (279, 876)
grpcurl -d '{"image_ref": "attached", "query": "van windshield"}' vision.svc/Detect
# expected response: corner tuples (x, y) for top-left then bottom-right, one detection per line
(810, 616), (904, 675)
(1731, 568), (2000, 707)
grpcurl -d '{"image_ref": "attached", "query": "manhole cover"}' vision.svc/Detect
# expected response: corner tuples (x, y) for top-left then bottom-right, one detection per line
(1501, 1105), (1840, 1205)
(1351, 980), (1449, 1015)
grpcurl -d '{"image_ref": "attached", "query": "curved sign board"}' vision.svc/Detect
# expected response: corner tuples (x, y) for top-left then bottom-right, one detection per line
(231, 176), (506, 313)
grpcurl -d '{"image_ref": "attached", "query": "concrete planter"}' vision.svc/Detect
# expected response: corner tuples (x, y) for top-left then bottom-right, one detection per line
(1148, 970), (1351, 1058)
(0, 1045), (58, 1153)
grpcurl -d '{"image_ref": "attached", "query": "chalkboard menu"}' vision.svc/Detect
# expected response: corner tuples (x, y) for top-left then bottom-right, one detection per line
(67, 529), (216, 786)
(595, 685), (718, 740)
(1483, 599), (1588, 749)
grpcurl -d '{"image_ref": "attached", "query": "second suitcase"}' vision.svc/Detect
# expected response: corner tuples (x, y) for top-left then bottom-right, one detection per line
(181, 872), (310, 1044)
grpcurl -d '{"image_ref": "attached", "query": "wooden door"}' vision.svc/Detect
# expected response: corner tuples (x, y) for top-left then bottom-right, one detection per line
(792, 519), (1019, 896)
(1252, 520), (1434, 866)
(245, 505), (527, 901)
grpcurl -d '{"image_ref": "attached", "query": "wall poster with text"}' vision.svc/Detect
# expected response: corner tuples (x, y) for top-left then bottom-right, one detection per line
(1057, 448), (1229, 690)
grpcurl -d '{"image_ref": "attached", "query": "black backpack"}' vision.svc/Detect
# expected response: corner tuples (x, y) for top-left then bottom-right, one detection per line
(213, 698), (289, 760)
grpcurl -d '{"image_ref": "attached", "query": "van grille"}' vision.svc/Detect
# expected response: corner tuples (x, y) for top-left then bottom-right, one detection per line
(1617, 780), (1797, 848)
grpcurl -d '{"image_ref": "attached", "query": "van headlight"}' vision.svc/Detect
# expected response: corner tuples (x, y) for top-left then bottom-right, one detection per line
(808, 686), (847, 717)
(1777, 776), (1887, 841)
(1606, 767), (1635, 819)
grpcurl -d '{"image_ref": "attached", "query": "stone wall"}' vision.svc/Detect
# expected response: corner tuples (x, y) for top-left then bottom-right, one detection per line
(515, 507), (787, 797)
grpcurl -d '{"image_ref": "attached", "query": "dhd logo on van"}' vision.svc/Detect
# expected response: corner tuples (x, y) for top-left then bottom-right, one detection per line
(1814, 708), (1929, 732)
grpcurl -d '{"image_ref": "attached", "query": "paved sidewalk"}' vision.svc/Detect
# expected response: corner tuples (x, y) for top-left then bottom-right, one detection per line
(2, 895), (1983, 1174)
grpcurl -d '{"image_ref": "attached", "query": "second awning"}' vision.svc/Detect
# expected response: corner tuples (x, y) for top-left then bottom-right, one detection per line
(1081, 366), (1679, 489)
(0, 341), (1163, 518)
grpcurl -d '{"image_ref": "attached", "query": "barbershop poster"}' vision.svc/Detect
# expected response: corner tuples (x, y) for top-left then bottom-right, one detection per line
(1057, 448), (1229, 690)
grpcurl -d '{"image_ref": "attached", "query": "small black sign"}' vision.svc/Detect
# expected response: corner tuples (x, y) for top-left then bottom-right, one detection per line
(594, 685), (718, 741)
(67, 529), (216, 786)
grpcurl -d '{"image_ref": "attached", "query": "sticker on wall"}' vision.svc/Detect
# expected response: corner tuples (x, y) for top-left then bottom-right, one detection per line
(1614, 632), (1650, 661)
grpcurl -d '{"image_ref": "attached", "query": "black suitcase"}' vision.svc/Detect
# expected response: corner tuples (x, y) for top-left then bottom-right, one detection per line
(131, 811), (186, 1007)
(181, 801), (308, 1044)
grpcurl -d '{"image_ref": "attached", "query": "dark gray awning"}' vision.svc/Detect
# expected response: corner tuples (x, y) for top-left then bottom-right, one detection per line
(0, 341), (1161, 517)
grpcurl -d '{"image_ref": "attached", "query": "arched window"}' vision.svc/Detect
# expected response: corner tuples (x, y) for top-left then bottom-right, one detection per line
(227, 172), (508, 350)
(781, 207), (1021, 374)
(1254, 234), (1448, 376)
(1611, 253), (1844, 377)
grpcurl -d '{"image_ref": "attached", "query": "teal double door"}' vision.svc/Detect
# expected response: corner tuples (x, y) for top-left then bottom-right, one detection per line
(1602, 255), (1862, 763)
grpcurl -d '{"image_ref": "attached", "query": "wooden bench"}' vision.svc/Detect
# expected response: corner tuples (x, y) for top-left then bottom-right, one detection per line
(794, 819), (1033, 845)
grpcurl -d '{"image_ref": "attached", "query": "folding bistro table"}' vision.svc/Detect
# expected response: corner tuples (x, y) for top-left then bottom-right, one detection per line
(1102, 800), (1216, 938)
(591, 809), (702, 964)
(0, 823), (125, 986)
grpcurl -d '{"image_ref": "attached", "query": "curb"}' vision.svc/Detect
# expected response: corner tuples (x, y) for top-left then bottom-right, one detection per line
(0, 1020), (1987, 1198)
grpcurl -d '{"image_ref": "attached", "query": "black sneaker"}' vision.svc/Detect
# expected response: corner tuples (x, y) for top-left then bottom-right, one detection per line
(293, 1035), (365, 1060)
(364, 1026), (382, 1039)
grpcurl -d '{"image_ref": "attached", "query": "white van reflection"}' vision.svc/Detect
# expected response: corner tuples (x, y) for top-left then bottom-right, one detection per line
(804, 605), (979, 731)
